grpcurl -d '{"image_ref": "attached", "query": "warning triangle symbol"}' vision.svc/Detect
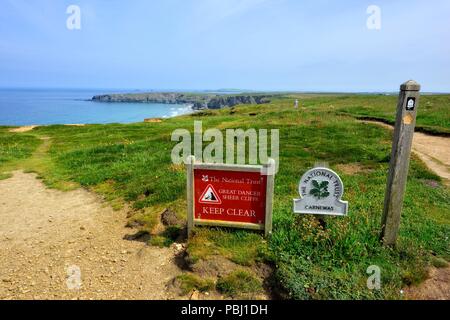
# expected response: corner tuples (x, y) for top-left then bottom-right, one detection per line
(199, 184), (222, 204)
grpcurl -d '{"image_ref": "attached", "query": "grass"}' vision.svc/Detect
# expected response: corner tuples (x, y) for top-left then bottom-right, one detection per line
(186, 228), (269, 266)
(288, 94), (450, 135)
(216, 269), (263, 298)
(431, 256), (449, 268)
(1, 93), (448, 299)
(0, 127), (41, 170)
(177, 269), (263, 298)
(176, 274), (215, 295)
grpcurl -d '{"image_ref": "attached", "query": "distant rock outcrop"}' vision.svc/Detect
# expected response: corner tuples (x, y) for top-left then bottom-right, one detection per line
(92, 92), (273, 110)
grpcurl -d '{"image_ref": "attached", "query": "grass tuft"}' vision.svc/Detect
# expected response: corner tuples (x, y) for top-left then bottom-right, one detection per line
(177, 274), (215, 295)
(216, 269), (263, 298)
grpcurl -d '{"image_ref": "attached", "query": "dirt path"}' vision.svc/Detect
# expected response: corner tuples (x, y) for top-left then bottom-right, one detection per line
(361, 120), (450, 183)
(0, 171), (181, 300)
(8, 126), (38, 133)
(404, 267), (450, 300)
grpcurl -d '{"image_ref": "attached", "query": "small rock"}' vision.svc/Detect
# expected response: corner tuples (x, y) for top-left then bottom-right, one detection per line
(171, 243), (184, 253)
(161, 209), (180, 226)
(190, 290), (199, 300)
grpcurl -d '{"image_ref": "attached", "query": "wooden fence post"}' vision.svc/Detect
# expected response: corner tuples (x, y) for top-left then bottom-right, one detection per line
(381, 80), (420, 246)
(186, 155), (195, 238)
(264, 158), (276, 237)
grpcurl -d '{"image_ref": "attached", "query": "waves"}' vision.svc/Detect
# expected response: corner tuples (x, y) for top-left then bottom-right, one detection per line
(166, 104), (193, 118)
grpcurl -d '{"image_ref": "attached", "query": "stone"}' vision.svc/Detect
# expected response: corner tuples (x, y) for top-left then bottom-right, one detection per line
(161, 209), (180, 226)
(190, 290), (199, 300)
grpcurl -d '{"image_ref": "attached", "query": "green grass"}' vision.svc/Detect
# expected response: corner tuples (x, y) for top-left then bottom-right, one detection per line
(176, 274), (215, 295)
(1, 94), (448, 300)
(186, 228), (269, 266)
(289, 94), (450, 135)
(216, 269), (264, 298)
(0, 127), (41, 170)
(178, 269), (263, 298)
(431, 256), (449, 268)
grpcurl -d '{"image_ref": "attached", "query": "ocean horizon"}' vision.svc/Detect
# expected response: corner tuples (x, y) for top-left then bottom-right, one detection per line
(0, 88), (192, 126)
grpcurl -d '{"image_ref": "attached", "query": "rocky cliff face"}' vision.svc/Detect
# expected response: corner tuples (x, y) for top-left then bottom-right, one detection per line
(203, 95), (271, 109)
(92, 93), (272, 110)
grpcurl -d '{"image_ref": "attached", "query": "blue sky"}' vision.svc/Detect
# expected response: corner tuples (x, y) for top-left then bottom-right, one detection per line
(1, 0), (449, 92)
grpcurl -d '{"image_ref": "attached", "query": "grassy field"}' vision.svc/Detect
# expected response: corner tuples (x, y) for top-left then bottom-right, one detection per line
(288, 94), (450, 135)
(0, 94), (448, 299)
(0, 127), (41, 179)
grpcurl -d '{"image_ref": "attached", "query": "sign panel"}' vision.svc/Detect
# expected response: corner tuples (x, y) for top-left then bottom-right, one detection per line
(406, 97), (415, 111)
(293, 167), (348, 216)
(194, 169), (267, 225)
(186, 156), (275, 236)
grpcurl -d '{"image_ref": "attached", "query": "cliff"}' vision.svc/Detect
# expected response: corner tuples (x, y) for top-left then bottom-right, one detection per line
(92, 92), (273, 110)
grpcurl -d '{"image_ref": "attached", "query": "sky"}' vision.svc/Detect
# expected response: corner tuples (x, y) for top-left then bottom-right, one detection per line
(0, 0), (449, 92)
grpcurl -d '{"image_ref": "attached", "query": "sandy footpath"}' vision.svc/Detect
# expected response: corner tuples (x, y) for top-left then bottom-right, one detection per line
(412, 134), (450, 181)
(361, 120), (450, 183)
(404, 267), (450, 300)
(0, 171), (180, 300)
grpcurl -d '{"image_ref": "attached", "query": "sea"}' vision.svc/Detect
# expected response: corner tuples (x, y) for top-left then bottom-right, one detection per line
(0, 88), (192, 126)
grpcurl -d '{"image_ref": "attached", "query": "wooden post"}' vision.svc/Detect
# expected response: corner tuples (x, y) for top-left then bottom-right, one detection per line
(381, 80), (420, 246)
(264, 158), (276, 237)
(186, 155), (195, 237)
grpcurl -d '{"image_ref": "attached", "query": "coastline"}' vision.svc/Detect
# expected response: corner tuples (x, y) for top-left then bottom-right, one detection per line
(91, 92), (273, 110)
(2, 101), (196, 128)
(1, 104), (193, 128)
(0, 87), (195, 126)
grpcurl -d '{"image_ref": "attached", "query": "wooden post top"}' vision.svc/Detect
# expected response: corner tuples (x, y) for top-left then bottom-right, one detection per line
(400, 80), (420, 91)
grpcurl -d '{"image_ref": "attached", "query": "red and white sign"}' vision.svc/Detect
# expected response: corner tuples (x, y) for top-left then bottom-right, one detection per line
(186, 157), (276, 236)
(194, 169), (267, 225)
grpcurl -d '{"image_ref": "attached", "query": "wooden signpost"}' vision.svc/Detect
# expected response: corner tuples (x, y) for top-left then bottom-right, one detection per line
(381, 80), (421, 246)
(186, 156), (276, 237)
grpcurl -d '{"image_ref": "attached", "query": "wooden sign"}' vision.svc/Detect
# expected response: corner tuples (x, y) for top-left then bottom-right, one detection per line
(293, 167), (348, 216)
(186, 156), (275, 237)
